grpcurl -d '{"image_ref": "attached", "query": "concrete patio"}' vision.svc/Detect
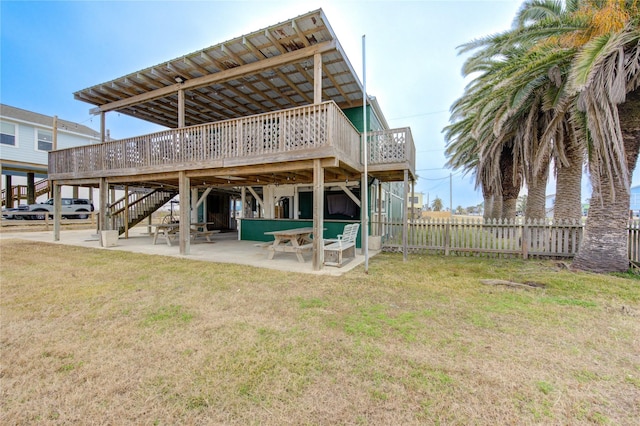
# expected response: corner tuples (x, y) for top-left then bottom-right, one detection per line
(0, 226), (374, 276)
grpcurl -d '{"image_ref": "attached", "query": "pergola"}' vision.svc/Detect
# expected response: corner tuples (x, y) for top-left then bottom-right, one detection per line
(75, 9), (364, 132)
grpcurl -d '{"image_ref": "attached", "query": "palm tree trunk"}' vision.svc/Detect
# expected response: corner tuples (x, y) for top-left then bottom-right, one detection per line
(492, 194), (503, 220)
(482, 185), (498, 220)
(573, 89), (640, 272)
(554, 136), (584, 221)
(525, 158), (549, 220)
(500, 147), (521, 220)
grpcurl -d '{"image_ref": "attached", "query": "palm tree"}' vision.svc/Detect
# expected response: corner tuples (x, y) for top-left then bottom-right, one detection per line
(449, 0), (640, 271)
(570, 26), (640, 271)
(514, 0), (640, 271)
(431, 197), (444, 212)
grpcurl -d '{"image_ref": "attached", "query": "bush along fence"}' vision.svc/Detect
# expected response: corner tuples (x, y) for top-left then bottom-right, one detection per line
(376, 218), (640, 263)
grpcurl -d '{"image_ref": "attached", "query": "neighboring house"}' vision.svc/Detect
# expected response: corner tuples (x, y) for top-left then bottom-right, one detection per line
(407, 192), (423, 219)
(1, 104), (100, 207)
(48, 9), (416, 270)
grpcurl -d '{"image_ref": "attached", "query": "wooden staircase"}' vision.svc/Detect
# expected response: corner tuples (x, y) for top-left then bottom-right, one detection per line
(108, 189), (177, 235)
(1, 179), (50, 206)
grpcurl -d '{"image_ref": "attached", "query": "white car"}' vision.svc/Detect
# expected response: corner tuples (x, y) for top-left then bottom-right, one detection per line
(25, 198), (95, 220)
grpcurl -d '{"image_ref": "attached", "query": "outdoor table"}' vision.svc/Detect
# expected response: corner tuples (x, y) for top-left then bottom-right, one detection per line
(152, 222), (218, 246)
(152, 223), (180, 246)
(264, 227), (318, 262)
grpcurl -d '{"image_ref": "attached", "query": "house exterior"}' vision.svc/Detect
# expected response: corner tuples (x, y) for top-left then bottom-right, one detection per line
(47, 9), (416, 270)
(407, 192), (423, 219)
(1, 104), (100, 207)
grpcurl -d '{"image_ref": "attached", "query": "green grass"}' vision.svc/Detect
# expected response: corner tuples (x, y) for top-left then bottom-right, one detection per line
(1, 240), (639, 425)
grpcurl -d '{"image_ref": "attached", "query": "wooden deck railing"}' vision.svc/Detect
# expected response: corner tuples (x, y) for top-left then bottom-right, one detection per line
(48, 101), (404, 180)
(366, 127), (415, 174)
(1, 179), (50, 206)
(377, 218), (640, 263)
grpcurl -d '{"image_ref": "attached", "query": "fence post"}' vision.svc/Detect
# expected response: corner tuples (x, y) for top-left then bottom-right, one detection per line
(522, 219), (528, 260)
(445, 221), (450, 256)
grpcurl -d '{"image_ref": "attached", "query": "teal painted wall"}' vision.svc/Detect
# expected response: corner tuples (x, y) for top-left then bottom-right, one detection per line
(342, 106), (383, 132)
(240, 219), (362, 248)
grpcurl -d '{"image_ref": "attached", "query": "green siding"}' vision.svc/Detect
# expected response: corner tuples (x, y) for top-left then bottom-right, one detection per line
(240, 219), (362, 248)
(342, 106), (383, 132)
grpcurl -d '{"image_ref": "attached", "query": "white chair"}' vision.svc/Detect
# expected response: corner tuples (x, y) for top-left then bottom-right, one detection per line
(324, 223), (360, 267)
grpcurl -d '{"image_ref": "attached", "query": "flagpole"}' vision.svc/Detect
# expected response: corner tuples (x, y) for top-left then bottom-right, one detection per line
(362, 34), (369, 273)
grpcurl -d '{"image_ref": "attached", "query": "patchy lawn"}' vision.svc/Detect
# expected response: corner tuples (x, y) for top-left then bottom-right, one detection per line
(1, 240), (638, 425)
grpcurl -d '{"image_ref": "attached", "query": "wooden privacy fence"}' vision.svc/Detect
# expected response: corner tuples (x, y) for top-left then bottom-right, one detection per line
(377, 218), (640, 263)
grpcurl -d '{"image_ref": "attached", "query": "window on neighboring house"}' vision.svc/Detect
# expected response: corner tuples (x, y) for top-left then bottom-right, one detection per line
(1, 121), (16, 146)
(37, 129), (53, 151)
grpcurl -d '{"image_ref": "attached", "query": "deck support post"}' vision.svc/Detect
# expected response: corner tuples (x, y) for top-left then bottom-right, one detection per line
(26, 172), (35, 205)
(312, 159), (324, 270)
(191, 188), (198, 223)
(403, 169), (409, 261)
(5, 175), (12, 208)
(377, 182), (382, 236)
(124, 185), (129, 238)
(178, 88), (185, 128)
(313, 53), (322, 104)
(99, 177), (108, 233)
(53, 182), (61, 241)
(294, 186), (299, 219)
(179, 171), (190, 255)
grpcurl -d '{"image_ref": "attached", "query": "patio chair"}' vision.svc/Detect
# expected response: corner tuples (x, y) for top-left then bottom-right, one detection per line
(324, 223), (359, 267)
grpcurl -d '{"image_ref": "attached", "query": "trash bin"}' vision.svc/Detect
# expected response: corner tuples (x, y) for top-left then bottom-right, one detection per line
(101, 230), (119, 247)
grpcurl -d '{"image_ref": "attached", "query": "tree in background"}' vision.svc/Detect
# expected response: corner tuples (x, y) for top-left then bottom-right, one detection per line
(431, 197), (444, 212)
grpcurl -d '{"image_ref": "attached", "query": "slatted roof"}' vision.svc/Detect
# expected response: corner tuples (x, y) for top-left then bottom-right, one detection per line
(73, 9), (364, 129)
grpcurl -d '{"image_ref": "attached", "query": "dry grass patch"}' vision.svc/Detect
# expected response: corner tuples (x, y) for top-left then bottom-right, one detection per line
(1, 240), (639, 425)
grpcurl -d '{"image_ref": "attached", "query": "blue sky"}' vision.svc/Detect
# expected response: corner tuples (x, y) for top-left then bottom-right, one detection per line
(2, 0), (618, 208)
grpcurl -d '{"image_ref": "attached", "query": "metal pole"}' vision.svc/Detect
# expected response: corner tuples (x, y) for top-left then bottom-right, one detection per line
(362, 34), (369, 273)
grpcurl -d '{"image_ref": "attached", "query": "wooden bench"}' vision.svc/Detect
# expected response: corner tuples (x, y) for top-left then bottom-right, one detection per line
(153, 224), (219, 246)
(267, 242), (314, 262)
(190, 228), (219, 243)
(324, 223), (359, 267)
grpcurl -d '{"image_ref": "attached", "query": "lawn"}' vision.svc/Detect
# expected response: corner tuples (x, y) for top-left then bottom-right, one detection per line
(1, 239), (639, 425)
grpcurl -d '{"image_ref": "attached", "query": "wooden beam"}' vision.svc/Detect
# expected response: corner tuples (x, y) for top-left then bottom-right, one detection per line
(53, 182), (61, 241)
(96, 41), (336, 113)
(178, 88), (185, 128)
(403, 169), (409, 261)
(247, 186), (263, 208)
(312, 159), (324, 270)
(337, 183), (361, 207)
(99, 177), (108, 233)
(314, 53), (322, 104)
(179, 171), (190, 255)
(197, 187), (212, 207)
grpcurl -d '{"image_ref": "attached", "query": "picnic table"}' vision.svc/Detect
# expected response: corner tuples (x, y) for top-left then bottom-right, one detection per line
(152, 222), (218, 246)
(263, 227), (318, 262)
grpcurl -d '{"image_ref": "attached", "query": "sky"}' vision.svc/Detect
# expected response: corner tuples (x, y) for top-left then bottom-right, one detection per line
(3, 0), (630, 209)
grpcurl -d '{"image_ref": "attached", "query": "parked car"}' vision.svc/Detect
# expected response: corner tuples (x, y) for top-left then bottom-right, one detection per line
(25, 198), (95, 220)
(2, 205), (29, 219)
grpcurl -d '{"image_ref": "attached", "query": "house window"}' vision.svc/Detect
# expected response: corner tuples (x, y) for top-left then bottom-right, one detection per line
(37, 129), (53, 151)
(1, 121), (16, 146)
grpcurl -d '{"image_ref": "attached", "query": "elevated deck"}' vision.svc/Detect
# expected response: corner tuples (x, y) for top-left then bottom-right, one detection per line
(49, 101), (414, 188)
